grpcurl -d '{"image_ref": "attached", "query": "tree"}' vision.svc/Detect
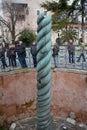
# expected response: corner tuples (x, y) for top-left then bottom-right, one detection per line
(60, 27), (78, 44)
(69, 0), (87, 42)
(0, 1), (27, 44)
(41, 0), (87, 42)
(19, 29), (36, 47)
(41, 0), (72, 30)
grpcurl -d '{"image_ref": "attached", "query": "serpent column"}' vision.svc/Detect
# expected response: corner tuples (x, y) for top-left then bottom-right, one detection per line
(37, 12), (52, 130)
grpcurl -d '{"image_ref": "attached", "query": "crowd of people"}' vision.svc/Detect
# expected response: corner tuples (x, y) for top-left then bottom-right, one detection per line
(0, 39), (86, 70)
(0, 40), (37, 70)
(52, 40), (86, 68)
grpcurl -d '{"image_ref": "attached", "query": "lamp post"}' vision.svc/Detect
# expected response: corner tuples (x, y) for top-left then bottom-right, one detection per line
(56, 30), (61, 46)
(58, 30), (59, 38)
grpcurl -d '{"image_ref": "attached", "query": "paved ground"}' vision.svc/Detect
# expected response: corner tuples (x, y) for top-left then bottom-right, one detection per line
(13, 117), (87, 130)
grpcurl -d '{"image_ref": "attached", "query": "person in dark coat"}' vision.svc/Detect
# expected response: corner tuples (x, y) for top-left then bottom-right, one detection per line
(67, 40), (75, 63)
(31, 41), (37, 67)
(0, 44), (8, 69)
(16, 41), (27, 68)
(6, 44), (16, 68)
(52, 43), (59, 68)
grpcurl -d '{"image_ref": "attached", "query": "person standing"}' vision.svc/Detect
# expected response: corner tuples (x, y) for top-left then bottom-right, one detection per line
(16, 41), (27, 68)
(52, 43), (59, 68)
(67, 40), (75, 63)
(77, 42), (86, 62)
(0, 44), (8, 70)
(6, 46), (11, 67)
(31, 41), (37, 67)
(6, 44), (16, 68)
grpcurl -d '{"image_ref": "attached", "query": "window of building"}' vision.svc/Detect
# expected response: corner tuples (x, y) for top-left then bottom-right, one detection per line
(12, 3), (28, 21)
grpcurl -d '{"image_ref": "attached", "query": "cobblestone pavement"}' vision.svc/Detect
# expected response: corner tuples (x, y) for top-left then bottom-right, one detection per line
(14, 117), (87, 130)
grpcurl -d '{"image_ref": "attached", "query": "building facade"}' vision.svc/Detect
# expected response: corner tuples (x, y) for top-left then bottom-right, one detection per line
(0, 0), (51, 43)
(0, 0), (87, 44)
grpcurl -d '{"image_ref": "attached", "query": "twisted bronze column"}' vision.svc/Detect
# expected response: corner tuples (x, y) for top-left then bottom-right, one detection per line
(37, 12), (52, 130)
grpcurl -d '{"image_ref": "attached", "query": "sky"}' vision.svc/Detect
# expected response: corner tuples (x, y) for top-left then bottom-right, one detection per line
(0, 0), (2, 16)
(53, 0), (73, 4)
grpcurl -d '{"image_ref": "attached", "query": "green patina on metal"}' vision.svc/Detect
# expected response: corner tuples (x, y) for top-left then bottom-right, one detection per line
(37, 13), (52, 130)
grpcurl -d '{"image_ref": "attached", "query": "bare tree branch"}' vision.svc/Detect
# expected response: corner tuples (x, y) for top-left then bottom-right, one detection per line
(15, 30), (24, 38)
(0, 16), (11, 31)
(1, 1), (19, 43)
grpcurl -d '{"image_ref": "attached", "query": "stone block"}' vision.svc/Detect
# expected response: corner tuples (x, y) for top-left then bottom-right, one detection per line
(66, 118), (76, 125)
(69, 112), (76, 119)
(9, 123), (16, 130)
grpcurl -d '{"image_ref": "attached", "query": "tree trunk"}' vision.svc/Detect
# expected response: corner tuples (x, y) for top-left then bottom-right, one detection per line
(11, 22), (15, 44)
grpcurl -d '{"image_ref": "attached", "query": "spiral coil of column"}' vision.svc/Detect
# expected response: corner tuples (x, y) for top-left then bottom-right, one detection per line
(37, 13), (52, 130)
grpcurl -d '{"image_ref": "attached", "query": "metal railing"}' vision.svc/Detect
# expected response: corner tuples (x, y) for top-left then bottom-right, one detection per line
(0, 46), (87, 72)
